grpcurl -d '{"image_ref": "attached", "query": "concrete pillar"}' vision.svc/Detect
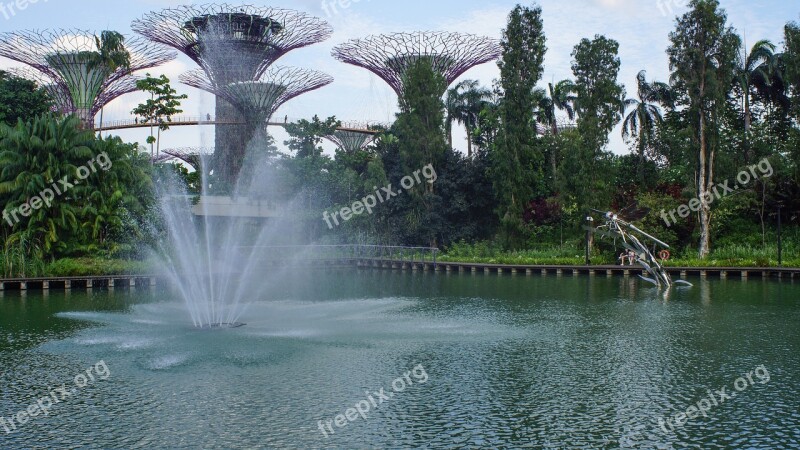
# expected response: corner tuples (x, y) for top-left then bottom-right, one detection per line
(65, 280), (71, 289)
(511, 268), (517, 275)
(129, 278), (136, 287)
(589, 270), (596, 276)
(720, 271), (727, 279)
(541, 269), (547, 276)
(680, 271), (687, 279)
(108, 279), (115, 287)
(623, 270), (630, 276)
(572, 269), (580, 276)
(0, 282), (4, 291)
(42, 281), (49, 290)
(606, 269), (613, 276)
(20, 282), (27, 290)
(86, 280), (93, 288)
(526, 268), (533, 276)
(483, 267), (490, 274)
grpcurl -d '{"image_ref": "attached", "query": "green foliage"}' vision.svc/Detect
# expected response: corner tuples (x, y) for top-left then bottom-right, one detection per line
(131, 74), (187, 154)
(46, 257), (153, 276)
(284, 115), (340, 158)
(0, 114), (157, 275)
(0, 71), (52, 125)
(492, 4), (548, 245)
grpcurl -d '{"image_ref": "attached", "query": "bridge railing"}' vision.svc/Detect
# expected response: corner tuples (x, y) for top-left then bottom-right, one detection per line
(232, 244), (439, 267)
(96, 116), (392, 131)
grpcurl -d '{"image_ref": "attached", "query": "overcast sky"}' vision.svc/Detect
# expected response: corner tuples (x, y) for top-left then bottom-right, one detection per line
(1, 0), (797, 156)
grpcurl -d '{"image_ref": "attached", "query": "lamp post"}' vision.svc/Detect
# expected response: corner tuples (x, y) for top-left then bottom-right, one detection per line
(585, 216), (594, 266)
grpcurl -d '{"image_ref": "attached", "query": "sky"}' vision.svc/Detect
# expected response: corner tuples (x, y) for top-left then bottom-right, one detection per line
(0, 0), (798, 157)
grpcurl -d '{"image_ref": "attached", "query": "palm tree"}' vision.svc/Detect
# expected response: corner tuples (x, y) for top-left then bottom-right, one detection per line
(736, 39), (785, 163)
(445, 80), (492, 157)
(91, 31), (131, 137)
(534, 80), (577, 185)
(621, 70), (673, 180)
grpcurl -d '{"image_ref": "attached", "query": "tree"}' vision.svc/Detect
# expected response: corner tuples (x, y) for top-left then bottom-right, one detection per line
(131, 74), (188, 156)
(783, 22), (800, 119)
(492, 4), (547, 246)
(621, 70), (673, 181)
(735, 39), (778, 162)
(568, 35), (624, 212)
(394, 59), (449, 246)
(668, 0), (740, 258)
(91, 31), (131, 137)
(534, 79), (577, 185)
(0, 71), (52, 125)
(0, 115), (155, 262)
(445, 79), (492, 157)
(284, 115), (340, 159)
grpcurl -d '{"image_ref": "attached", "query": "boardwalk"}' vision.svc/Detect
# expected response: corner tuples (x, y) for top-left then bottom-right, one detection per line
(95, 115), (386, 134)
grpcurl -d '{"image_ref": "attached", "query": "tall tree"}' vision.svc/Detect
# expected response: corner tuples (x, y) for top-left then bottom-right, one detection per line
(783, 22), (800, 120)
(131, 74), (187, 156)
(394, 59), (449, 246)
(534, 79), (577, 186)
(668, 0), (740, 258)
(492, 3), (547, 245)
(735, 39), (780, 163)
(621, 70), (673, 181)
(0, 71), (52, 125)
(91, 31), (131, 137)
(445, 79), (492, 157)
(567, 35), (624, 212)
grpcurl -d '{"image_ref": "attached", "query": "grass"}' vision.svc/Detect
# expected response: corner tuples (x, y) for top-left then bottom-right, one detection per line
(439, 241), (799, 268)
(44, 258), (155, 277)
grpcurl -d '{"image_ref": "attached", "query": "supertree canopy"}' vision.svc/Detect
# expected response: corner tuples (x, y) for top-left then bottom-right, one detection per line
(331, 31), (502, 97)
(181, 66), (333, 125)
(133, 4), (333, 186)
(181, 66), (332, 181)
(161, 147), (215, 172)
(0, 29), (175, 128)
(323, 127), (377, 154)
(131, 4), (332, 85)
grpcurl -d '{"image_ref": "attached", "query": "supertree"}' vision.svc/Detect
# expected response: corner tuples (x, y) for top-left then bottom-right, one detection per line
(0, 29), (175, 128)
(132, 4), (333, 185)
(323, 124), (378, 154)
(332, 31), (502, 98)
(161, 147), (215, 172)
(181, 66), (333, 181)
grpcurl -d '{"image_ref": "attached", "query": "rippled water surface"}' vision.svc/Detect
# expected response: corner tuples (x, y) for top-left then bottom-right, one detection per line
(1, 270), (799, 449)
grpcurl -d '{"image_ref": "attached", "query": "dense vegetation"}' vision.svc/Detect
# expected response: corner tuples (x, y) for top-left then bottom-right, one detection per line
(1, 0), (798, 277)
(288, 0), (800, 266)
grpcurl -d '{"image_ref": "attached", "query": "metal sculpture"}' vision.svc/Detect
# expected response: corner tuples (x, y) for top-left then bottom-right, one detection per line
(592, 204), (692, 289)
(0, 29), (174, 128)
(332, 31), (501, 97)
(132, 4), (332, 83)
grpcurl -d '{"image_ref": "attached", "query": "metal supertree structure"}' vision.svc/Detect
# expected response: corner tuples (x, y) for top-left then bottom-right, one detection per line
(181, 66), (332, 180)
(323, 124), (378, 153)
(160, 147), (215, 172)
(132, 4), (333, 184)
(181, 66), (333, 126)
(0, 29), (175, 128)
(332, 31), (502, 97)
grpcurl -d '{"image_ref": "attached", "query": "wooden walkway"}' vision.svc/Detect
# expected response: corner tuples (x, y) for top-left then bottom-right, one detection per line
(1, 261), (797, 292)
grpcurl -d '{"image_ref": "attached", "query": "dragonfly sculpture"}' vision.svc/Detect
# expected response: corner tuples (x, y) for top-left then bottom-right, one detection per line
(590, 204), (692, 289)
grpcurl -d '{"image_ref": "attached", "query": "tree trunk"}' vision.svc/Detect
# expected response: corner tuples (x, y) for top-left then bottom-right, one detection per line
(467, 130), (473, 158)
(698, 107), (712, 259)
(98, 107), (104, 139)
(743, 90), (751, 164)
